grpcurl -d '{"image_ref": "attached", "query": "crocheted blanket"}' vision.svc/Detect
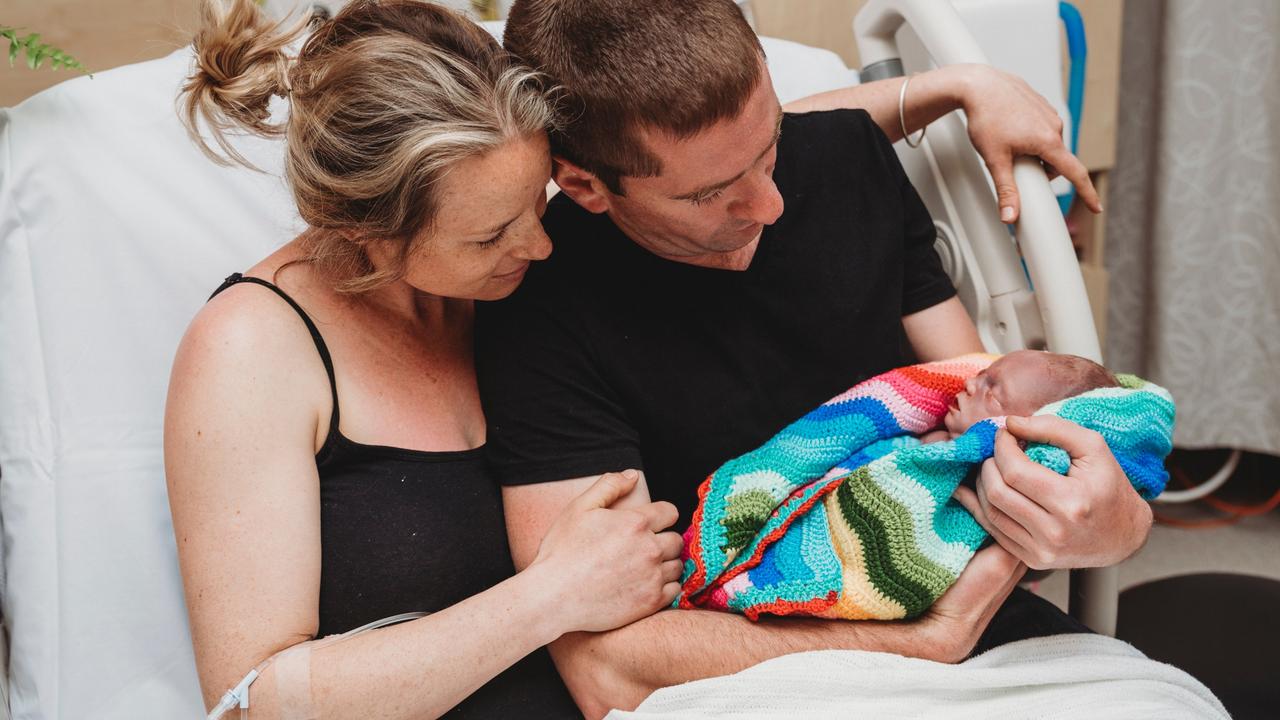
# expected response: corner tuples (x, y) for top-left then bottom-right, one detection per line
(676, 354), (1175, 621)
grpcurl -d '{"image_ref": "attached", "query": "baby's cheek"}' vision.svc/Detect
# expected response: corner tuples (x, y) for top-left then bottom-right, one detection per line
(979, 397), (1004, 419)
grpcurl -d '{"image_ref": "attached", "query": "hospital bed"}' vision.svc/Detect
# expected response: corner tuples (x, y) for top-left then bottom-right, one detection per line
(0, 1), (1106, 717)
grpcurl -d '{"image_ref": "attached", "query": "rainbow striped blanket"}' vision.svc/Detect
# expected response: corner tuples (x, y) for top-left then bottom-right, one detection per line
(675, 354), (1174, 621)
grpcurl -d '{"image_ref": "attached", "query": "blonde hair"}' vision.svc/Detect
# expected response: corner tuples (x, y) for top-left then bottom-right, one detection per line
(182, 0), (555, 292)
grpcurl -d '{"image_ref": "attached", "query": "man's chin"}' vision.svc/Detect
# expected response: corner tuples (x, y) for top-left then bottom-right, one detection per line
(706, 226), (763, 253)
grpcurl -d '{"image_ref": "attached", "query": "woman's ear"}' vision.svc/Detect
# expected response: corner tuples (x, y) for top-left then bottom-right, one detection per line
(551, 156), (611, 214)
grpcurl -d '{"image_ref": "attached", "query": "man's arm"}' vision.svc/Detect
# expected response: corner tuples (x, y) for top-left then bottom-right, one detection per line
(902, 296), (985, 361)
(504, 474), (1024, 718)
(785, 63), (1101, 224)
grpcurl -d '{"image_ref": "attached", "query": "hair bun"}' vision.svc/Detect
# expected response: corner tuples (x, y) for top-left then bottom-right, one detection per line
(181, 0), (308, 166)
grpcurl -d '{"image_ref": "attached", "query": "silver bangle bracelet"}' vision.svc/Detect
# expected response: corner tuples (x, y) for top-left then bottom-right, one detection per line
(898, 74), (926, 148)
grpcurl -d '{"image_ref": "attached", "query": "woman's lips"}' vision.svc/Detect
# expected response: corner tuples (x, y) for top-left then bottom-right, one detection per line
(493, 262), (530, 280)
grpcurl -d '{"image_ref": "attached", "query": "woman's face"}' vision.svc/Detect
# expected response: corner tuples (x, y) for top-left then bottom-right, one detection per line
(399, 132), (554, 301)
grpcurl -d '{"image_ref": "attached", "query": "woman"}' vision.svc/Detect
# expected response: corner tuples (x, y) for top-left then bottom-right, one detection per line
(165, 1), (683, 716)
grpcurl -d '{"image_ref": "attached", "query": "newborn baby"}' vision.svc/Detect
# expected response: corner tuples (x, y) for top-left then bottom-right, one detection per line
(678, 351), (1172, 621)
(921, 349), (1119, 443)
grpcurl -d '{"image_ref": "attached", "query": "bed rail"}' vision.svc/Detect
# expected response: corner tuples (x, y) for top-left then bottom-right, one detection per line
(853, 0), (1116, 635)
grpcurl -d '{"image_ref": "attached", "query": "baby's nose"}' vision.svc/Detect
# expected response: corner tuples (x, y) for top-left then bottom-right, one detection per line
(964, 377), (978, 395)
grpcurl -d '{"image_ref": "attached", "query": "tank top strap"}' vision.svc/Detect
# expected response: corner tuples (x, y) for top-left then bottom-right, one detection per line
(209, 272), (341, 437)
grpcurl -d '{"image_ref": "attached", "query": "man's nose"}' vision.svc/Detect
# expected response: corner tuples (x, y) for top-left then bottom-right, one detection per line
(730, 173), (784, 226)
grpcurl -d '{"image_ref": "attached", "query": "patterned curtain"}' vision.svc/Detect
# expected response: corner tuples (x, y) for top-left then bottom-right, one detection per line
(1106, 0), (1280, 455)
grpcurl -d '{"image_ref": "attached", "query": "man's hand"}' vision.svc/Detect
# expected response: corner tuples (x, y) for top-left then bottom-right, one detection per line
(955, 64), (1102, 223)
(915, 543), (1026, 663)
(954, 415), (1154, 570)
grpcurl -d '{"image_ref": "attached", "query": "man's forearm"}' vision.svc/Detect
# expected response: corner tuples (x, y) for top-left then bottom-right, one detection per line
(783, 65), (974, 142)
(551, 608), (928, 717)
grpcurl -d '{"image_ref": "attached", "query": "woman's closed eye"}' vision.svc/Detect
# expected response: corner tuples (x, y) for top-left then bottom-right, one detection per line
(476, 225), (508, 248)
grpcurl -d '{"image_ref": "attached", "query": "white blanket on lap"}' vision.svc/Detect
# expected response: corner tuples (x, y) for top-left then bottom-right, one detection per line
(607, 634), (1228, 720)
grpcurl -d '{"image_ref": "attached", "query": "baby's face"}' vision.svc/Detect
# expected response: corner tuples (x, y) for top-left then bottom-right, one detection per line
(944, 350), (1055, 435)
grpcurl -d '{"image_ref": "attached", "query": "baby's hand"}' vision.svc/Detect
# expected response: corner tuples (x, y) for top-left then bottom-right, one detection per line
(919, 429), (952, 444)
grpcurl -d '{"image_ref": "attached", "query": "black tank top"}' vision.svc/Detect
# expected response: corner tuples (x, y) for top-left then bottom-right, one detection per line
(211, 274), (579, 718)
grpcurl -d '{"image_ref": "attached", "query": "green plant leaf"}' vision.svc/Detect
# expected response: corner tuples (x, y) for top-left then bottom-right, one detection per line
(3, 26), (18, 67)
(1, 28), (89, 75)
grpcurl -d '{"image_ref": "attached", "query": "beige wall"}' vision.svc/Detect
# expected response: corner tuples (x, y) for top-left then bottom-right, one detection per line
(753, 0), (862, 67)
(2, 0), (198, 107)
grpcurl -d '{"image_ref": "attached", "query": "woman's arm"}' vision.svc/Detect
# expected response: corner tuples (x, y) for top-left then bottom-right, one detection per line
(785, 63), (1101, 224)
(165, 291), (683, 718)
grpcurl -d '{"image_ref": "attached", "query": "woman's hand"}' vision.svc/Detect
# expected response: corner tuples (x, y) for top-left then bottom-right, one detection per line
(530, 470), (685, 635)
(784, 63), (1098, 225)
(953, 64), (1102, 223)
(954, 415), (1154, 569)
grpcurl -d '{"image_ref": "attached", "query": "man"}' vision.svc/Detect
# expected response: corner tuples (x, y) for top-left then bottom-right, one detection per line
(476, 1), (1149, 716)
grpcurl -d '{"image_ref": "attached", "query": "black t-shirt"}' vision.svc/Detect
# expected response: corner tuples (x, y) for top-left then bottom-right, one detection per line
(476, 109), (956, 522)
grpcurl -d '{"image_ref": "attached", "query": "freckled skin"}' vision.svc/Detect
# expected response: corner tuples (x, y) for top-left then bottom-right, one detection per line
(389, 132), (555, 302)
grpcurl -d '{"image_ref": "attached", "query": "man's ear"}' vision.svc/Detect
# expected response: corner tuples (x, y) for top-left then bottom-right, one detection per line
(551, 156), (611, 214)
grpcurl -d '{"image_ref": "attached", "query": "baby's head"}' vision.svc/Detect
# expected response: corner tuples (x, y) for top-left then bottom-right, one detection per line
(943, 350), (1119, 436)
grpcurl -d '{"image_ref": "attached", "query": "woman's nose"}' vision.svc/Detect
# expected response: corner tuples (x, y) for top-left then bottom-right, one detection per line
(514, 226), (553, 262)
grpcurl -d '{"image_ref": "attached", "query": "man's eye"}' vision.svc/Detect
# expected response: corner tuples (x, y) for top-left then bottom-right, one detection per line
(689, 189), (724, 206)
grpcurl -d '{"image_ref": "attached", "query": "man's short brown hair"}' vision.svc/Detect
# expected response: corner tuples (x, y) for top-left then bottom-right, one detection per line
(504, 0), (765, 194)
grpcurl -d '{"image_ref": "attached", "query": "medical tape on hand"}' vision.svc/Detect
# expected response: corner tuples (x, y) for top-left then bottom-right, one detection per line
(273, 643), (315, 720)
(271, 629), (387, 720)
(213, 612), (427, 720)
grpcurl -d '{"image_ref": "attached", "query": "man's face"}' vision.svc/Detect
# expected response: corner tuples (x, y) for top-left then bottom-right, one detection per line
(600, 64), (786, 266)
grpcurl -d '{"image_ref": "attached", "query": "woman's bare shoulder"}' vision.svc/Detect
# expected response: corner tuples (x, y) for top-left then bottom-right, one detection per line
(179, 243), (329, 379)
(181, 278), (319, 373)
(168, 265), (334, 450)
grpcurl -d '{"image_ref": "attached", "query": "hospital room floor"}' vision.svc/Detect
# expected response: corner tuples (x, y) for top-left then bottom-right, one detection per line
(1032, 449), (1280, 719)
